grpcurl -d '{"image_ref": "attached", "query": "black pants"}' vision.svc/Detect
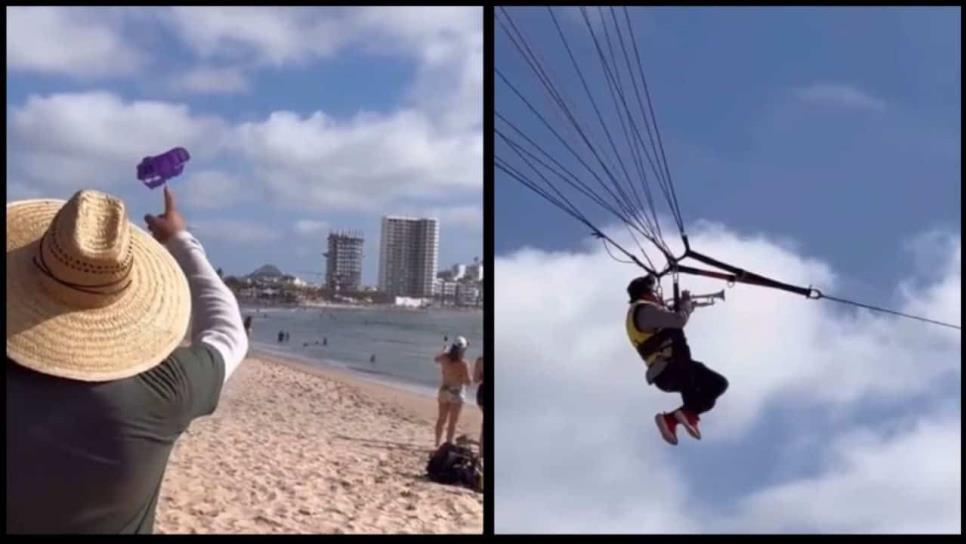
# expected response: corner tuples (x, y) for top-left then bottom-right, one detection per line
(652, 354), (728, 415)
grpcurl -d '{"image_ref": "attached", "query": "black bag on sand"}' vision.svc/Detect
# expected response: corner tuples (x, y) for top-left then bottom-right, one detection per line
(426, 443), (482, 493)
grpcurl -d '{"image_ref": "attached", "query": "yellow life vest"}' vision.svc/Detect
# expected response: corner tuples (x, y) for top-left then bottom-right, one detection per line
(626, 300), (674, 367)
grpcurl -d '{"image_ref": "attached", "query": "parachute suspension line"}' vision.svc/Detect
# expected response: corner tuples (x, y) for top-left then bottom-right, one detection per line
(497, 9), (658, 248)
(593, 6), (664, 249)
(543, 7), (663, 251)
(600, 237), (635, 265)
(496, 5), (685, 273)
(608, 6), (680, 246)
(496, 120), (637, 230)
(622, 6), (686, 238)
(494, 71), (648, 249)
(497, 8), (586, 162)
(495, 132), (659, 274)
(495, 157), (597, 241)
(586, 8), (670, 261)
(495, 113), (660, 272)
(581, 6), (671, 251)
(494, 76), (668, 266)
(546, 7), (658, 252)
(495, 137), (659, 275)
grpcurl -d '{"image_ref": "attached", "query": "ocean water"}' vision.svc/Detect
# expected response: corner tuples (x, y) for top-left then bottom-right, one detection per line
(243, 305), (483, 397)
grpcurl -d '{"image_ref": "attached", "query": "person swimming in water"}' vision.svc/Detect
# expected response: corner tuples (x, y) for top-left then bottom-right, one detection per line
(433, 337), (472, 447)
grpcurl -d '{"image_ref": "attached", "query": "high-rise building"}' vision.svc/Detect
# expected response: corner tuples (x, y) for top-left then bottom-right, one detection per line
(465, 257), (483, 282)
(325, 230), (364, 292)
(378, 216), (439, 297)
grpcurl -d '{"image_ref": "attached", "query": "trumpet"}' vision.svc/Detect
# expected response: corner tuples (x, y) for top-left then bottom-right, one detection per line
(664, 289), (726, 308)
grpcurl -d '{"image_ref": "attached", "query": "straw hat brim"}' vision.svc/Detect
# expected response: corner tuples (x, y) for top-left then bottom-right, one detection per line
(6, 199), (191, 382)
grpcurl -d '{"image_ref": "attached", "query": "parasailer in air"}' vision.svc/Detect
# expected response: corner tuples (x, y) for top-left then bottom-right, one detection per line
(626, 275), (728, 445)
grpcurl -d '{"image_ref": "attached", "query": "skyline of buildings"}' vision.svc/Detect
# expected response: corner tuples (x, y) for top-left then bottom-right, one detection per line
(258, 214), (484, 304)
(231, 215), (482, 306)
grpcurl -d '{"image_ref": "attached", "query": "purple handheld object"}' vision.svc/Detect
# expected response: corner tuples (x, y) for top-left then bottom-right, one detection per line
(137, 147), (190, 189)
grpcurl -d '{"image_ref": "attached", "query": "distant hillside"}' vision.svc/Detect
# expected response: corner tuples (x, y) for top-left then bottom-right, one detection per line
(249, 264), (283, 278)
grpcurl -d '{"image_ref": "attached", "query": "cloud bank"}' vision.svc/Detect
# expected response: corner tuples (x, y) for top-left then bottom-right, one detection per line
(495, 222), (960, 533)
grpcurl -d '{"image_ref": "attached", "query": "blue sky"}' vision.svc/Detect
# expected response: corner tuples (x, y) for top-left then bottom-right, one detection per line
(495, 7), (960, 534)
(7, 7), (482, 284)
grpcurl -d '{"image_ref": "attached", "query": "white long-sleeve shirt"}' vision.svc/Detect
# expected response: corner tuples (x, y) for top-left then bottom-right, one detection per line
(165, 231), (248, 383)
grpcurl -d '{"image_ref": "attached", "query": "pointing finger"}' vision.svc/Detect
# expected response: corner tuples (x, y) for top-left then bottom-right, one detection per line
(163, 185), (176, 214)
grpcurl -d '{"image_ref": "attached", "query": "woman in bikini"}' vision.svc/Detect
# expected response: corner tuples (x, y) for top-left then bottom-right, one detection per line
(433, 336), (472, 448)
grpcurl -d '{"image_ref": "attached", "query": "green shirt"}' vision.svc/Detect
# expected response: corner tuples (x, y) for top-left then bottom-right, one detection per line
(6, 344), (225, 534)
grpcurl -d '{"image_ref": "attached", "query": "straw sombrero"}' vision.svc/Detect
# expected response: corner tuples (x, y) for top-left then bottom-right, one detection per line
(6, 190), (191, 382)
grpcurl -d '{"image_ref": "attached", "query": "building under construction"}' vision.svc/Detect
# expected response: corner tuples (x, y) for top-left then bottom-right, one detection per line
(325, 230), (364, 292)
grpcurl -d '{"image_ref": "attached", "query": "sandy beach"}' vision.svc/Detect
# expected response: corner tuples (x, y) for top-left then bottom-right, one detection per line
(154, 352), (483, 534)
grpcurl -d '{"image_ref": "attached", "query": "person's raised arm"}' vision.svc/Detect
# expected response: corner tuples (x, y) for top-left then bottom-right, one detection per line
(145, 186), (248, 384)
(634, 295), (695, 331)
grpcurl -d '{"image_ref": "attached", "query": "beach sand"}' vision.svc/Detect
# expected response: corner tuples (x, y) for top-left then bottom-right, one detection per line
(154, 352), (483, 534)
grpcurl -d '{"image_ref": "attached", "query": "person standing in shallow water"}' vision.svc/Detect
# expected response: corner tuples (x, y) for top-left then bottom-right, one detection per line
(433, 337), (472, 447)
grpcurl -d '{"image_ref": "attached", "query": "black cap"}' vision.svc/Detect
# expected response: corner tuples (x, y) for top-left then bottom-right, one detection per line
(627, 275), (656, 302)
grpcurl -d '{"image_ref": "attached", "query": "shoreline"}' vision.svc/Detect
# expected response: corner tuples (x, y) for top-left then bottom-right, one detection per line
(251, 344), (439, 398)
(241, 301), (484, 313)
(251, 347), (483, 434)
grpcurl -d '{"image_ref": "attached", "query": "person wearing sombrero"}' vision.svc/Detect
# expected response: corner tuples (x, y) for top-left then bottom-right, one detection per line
(6, 187), (249, 534)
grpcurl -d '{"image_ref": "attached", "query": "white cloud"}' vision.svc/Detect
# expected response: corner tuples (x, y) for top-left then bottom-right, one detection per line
(188, 219), (281, 245)
(6, 7), (481, 247)
(7, 92), (226, 196)
(795, 83), (887, 111)
(229, 109), (481, 212)
(162, 7), (481, 69)
(6, 7), (482, 130)
(495, 223), (961, 533)
(163, 7), (349, 66)
(7, 90), (480, 213)
(6, 6), (144, 77)
(723, 412), (961, 533)
(898, 231), (962, 328)
(169, 66), (250, 94)
(160, 7), (482, 131)
(337, 7), (481, 63)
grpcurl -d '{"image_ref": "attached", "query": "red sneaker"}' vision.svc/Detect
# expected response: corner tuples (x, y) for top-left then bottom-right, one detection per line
(655, 412), (679, 445)
(673, 409), (701, 440)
